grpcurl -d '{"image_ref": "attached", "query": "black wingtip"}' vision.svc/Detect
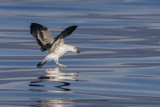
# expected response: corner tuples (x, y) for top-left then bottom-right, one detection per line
(30, 23), (47, 34)
(37, 62), (42, 68)
(73, 25), (78, 27)
(71, 25), (78, 29)
(67, 25), (78, 34)
(67, 25), (78, 30)
(30, 23), (38, 34)
(30, 23), (40, 26)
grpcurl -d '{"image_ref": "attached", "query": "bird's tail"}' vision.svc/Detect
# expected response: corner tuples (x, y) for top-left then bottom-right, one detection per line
(37, 61), (46, 68)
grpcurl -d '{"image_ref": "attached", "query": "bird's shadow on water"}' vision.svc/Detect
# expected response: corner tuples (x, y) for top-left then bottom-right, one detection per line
(29, 67), (78, 92)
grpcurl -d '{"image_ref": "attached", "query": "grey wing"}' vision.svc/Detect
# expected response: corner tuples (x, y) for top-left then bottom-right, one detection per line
(49, 25), (78, 53)
(53, 25), (78, 43)
(30, 23), (54, 52)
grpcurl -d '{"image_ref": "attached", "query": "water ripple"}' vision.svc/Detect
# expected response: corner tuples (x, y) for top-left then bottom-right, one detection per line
(0, 0), (160, 106)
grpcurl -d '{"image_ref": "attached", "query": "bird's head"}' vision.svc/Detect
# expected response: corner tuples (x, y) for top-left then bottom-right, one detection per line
(71, 46), (80, 54)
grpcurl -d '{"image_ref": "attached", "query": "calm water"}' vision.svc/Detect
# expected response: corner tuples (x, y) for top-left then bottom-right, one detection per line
(1, 0), (160, 106)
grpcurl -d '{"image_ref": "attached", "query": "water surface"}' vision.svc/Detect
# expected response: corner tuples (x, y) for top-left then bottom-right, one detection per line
(0, 0), (160, 106)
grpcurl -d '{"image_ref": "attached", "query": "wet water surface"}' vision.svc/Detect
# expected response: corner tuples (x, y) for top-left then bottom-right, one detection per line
(1, 0), (160, 106)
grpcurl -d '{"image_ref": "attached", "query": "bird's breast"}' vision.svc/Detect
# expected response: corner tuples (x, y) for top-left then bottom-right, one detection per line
(54, 46), (66, 58)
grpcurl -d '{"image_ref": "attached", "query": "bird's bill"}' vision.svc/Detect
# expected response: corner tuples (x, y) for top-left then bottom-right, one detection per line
(76, 50), (80, 53)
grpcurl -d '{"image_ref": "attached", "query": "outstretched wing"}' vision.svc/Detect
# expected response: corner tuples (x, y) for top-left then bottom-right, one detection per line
(30, 23), (54, 52)
(53, 25), (78, 44)
(49, 25), (78, 53)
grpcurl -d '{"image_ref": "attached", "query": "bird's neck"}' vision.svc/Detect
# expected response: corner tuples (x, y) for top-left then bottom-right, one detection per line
(64, 44), (74, 52)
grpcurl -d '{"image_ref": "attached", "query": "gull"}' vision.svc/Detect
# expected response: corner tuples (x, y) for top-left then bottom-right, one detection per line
(30, 23), (79, 68)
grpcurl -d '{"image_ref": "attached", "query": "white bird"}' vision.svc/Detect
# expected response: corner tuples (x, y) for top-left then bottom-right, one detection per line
(30, 23), (79, 68)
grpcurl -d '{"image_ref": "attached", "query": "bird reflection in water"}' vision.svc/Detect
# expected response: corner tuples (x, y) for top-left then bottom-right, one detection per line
(29, 67), (78, 91)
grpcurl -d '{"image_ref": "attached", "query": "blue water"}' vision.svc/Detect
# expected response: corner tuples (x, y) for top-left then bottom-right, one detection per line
(1, 0), (160, 106)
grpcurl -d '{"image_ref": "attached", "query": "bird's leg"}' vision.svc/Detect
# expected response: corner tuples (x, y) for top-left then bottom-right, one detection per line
(56, 62), (67, 67)
(55, 58), (67, 67)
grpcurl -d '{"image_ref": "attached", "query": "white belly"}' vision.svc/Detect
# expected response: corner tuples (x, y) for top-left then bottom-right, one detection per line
(44, 44), (68, 62)
(54, 45), (66, 58)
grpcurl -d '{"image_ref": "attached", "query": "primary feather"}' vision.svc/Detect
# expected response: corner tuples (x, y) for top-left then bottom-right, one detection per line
(30, 23), (54, 52)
